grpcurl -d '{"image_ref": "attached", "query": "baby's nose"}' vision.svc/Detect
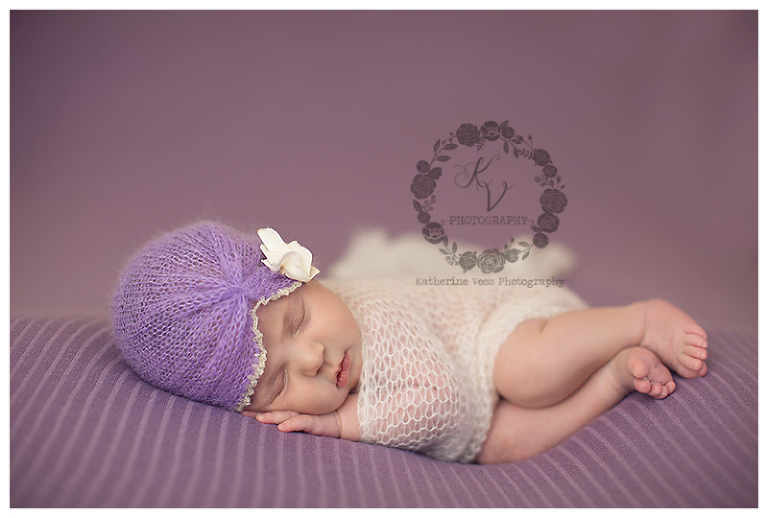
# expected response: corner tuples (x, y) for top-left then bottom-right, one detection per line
(300, 341), (325, 376)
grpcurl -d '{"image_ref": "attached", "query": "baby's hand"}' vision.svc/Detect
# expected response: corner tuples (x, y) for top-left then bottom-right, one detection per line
(243, 409), (341, 438)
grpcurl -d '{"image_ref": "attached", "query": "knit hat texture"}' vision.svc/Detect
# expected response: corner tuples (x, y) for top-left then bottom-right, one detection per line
(112, 221), (299, 411)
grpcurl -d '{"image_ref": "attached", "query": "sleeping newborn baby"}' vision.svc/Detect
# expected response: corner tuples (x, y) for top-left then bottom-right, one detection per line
(112, 222), (708, 463)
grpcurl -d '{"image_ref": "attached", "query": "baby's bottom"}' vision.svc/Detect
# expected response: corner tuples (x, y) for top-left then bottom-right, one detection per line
(477, 299), (708, 464)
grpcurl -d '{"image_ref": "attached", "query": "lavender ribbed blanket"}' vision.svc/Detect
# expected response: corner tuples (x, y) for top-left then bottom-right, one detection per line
(10, 316), (757, 507)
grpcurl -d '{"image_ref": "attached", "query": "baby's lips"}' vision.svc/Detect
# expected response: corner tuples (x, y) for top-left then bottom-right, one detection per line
(336, 353), (351, 388)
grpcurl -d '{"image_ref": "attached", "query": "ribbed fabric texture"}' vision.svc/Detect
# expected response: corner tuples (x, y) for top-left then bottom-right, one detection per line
(10, 316), (757, 507)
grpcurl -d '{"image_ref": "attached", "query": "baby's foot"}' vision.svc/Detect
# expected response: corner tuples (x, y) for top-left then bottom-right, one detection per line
(611, 347), (676, 399)
(637, 299), (708, 379)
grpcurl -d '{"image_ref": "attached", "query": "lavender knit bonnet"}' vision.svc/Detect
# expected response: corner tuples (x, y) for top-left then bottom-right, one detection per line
(112, 221), (319, 411)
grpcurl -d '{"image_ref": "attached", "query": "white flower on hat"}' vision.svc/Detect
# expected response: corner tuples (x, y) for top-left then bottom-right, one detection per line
(257, 228), (319, 282)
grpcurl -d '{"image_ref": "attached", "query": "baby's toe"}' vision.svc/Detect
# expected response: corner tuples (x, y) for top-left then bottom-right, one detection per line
(684, 344), (707, 360)
(660, 380), (677, 398)
(629, 356), (650, 380)
(678, 354), (704, 374)
(685, 332), (708, 349)
(633, 377), (651, 394)
(648, 382), (663, 398)
(688, 325), (707, 340)
(667, 380), (677, 395)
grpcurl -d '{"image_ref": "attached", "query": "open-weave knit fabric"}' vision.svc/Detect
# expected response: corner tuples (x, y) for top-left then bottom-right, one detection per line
(325, 279), (587, 463)
(112, 221), (299, 411)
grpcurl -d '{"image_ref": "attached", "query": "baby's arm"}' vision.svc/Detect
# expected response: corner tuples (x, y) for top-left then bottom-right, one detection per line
(243, 394), (361, 441)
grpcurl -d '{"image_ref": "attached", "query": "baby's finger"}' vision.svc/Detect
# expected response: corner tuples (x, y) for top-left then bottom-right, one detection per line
(276, 413), (340, 438)
(243, 410), (299, 424)
(263, 411), (302, 424)
(276, 414), (316, 433)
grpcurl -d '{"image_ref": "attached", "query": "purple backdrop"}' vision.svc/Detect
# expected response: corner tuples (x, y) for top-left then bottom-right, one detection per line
(10, 11), (757, 334)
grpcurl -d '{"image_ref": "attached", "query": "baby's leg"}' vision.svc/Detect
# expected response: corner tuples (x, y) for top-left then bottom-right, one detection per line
(478, 347), (674, 464)
(494, 305), (647, 408)
(494, 300), (707, 408)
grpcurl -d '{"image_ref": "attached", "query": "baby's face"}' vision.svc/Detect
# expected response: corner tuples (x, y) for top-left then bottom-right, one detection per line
(244, 280), (362, 416)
